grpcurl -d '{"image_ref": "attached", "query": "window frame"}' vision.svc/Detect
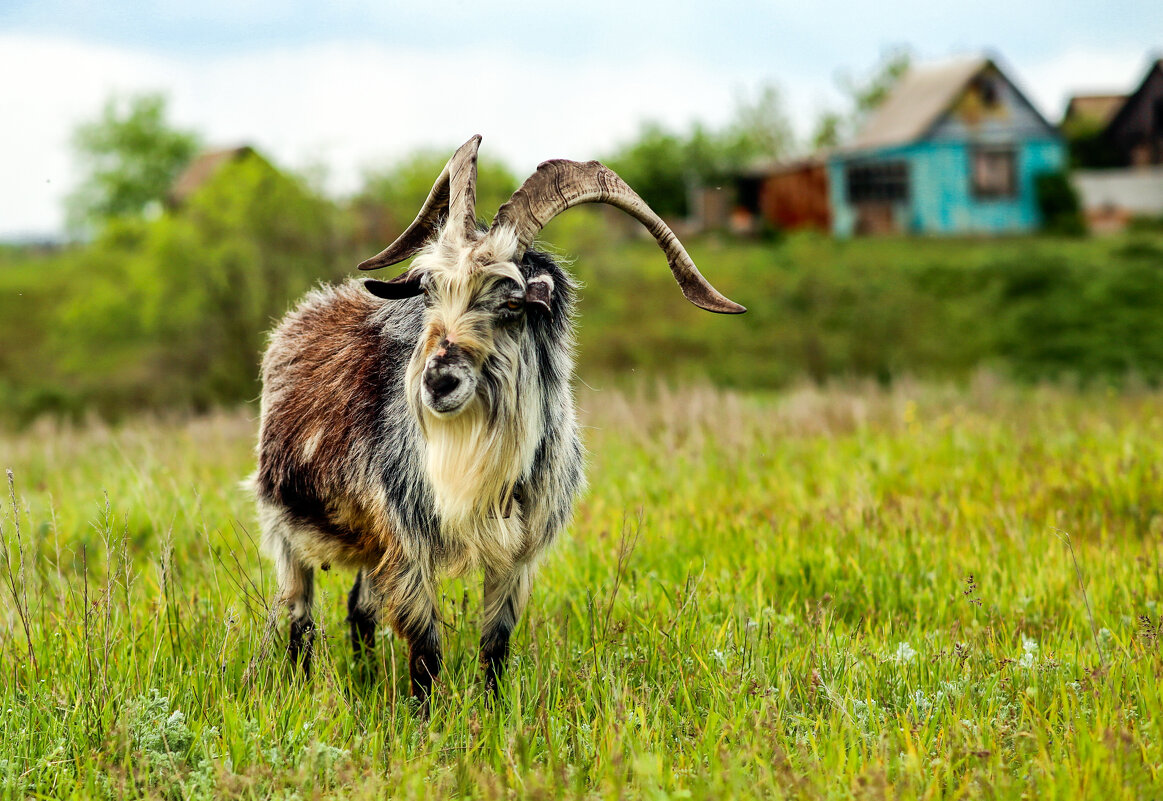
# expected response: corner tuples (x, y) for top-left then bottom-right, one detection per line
(970, 146), (1018, 200)
(845, 160), (910, 204)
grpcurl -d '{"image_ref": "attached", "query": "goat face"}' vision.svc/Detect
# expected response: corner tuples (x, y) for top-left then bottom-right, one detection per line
(399, 228), (545, 420)
(378, 228), (557, 528)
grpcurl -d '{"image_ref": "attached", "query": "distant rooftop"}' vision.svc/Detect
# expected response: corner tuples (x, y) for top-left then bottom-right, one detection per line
(1062, 94), (1126, 128)
(1103, 57), (1163, 135)
(168, 146), (256, 206)
(739, 152), (830, 178)
(843, 56), (989, 152)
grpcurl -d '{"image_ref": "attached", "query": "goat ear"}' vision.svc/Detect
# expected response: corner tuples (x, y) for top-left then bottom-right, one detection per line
(525, 273), (554, 316)
(364, 274), (423, 299)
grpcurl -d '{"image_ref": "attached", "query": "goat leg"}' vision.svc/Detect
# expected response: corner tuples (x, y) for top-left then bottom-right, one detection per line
(480, 562), (534, 697)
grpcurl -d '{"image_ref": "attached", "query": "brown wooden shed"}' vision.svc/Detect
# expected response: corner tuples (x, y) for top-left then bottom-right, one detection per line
(737, 156), (832, 233)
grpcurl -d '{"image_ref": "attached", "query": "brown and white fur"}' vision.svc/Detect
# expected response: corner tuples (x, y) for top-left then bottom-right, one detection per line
(254, 137), (744, 710)
(253, 224), (583, 704)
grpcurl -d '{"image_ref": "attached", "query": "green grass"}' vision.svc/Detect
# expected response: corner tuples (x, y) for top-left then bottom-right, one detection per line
(6, 228), (1163, 424)
(555, 225), (1163, 388)
(1, 380), (1161, 798)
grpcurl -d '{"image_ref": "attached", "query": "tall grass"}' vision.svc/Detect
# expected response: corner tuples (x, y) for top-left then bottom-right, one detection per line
(1, 380), (1160, 798)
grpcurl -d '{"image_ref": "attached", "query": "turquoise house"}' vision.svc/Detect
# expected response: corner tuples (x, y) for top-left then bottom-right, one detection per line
(828, 56), (1065, 236)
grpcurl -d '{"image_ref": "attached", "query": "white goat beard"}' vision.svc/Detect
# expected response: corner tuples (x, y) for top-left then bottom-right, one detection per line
(421, 402), (532, 575)
(423, 402), (519, 523)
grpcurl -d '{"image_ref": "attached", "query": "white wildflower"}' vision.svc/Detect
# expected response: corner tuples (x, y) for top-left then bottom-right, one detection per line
(1019, 637), (1038, 668)
(893, 642), (917, 664)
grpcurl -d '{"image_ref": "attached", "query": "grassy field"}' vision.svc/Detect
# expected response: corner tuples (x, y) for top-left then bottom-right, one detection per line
(1, 380), (1161, 798)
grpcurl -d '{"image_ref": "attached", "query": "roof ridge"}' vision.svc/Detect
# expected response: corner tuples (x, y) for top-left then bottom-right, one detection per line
(841, 56), (989, 152)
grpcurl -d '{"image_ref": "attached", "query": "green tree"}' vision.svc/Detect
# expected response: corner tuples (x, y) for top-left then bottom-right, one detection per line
(66, 93), (200, 235)
(605, 83), (795, 218)
(1061, 117), (1121, 169)
(356, 149), (518, 247)
(605, 123), (692, 217)
(812, 47), (913, 149)
(57, 152), (342, 412)
(719, 84), (796, 168)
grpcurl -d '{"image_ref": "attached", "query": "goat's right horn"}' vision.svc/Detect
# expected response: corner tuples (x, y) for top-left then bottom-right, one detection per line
(491, 159), (745, 314)
(358, 135), (482, 271)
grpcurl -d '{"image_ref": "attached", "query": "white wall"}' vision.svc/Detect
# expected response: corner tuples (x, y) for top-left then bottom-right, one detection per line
(1073, 167), (1163, 215)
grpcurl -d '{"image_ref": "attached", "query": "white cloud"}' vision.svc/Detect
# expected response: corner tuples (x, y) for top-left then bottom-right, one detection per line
(2, 33), (826, 238)
(0, 35), (171, 238)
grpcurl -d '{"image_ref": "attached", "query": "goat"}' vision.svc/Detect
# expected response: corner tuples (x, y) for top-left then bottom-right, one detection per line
(252, 135), (745, 707)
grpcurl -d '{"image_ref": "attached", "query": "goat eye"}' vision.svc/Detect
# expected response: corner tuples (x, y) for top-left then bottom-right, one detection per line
(505, 298), (523, 311)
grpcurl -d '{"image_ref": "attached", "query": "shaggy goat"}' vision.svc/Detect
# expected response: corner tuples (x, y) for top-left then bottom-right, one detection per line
(253, 135), (744, 706)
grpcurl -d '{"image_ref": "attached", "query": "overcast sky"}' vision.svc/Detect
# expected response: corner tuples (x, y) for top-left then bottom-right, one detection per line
(2, 0), (1160, 239)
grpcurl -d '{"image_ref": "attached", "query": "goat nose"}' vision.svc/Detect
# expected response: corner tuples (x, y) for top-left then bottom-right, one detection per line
(432, 340), (458, 364)
(425, 370), (460, 398)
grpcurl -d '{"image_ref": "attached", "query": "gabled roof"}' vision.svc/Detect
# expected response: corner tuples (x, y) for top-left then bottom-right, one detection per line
(1103, 58), (1163, 135)
(168, 146), (256, 206)
(844, 56), (988, 152)
(1061, 94), (1126, 128)
(841, 55), (1054, 153)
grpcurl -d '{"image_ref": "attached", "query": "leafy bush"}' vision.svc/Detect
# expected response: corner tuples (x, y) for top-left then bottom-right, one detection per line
(6, 209), (1163, 425)
(1034, 172), (1085, 236)
(989, 243), (1163, 381)
(1127, 214), (1163, 233)
(356, 149), (517, 247)
(49, 152), (347, 416)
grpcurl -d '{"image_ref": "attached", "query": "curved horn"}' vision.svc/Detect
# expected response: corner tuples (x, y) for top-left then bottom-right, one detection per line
(358, 135), (481, 271)
(491, 160), (745, 314)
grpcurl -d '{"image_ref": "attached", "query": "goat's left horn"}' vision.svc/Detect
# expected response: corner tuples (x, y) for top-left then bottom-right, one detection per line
(359, 135), (481, 271)
(490, 159), (745, 314)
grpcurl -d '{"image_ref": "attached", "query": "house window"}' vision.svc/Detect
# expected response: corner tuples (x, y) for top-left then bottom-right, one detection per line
(971, 147), (1017, 198)
(972, 75), (1001, 108)
(846, 161), (909, 203)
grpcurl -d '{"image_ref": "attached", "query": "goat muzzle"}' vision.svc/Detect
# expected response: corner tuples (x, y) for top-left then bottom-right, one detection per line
(421, 343), (475, 415)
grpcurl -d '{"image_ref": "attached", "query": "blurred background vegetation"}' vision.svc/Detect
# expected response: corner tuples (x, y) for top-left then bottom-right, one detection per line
(1, 60), (1161, 427)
